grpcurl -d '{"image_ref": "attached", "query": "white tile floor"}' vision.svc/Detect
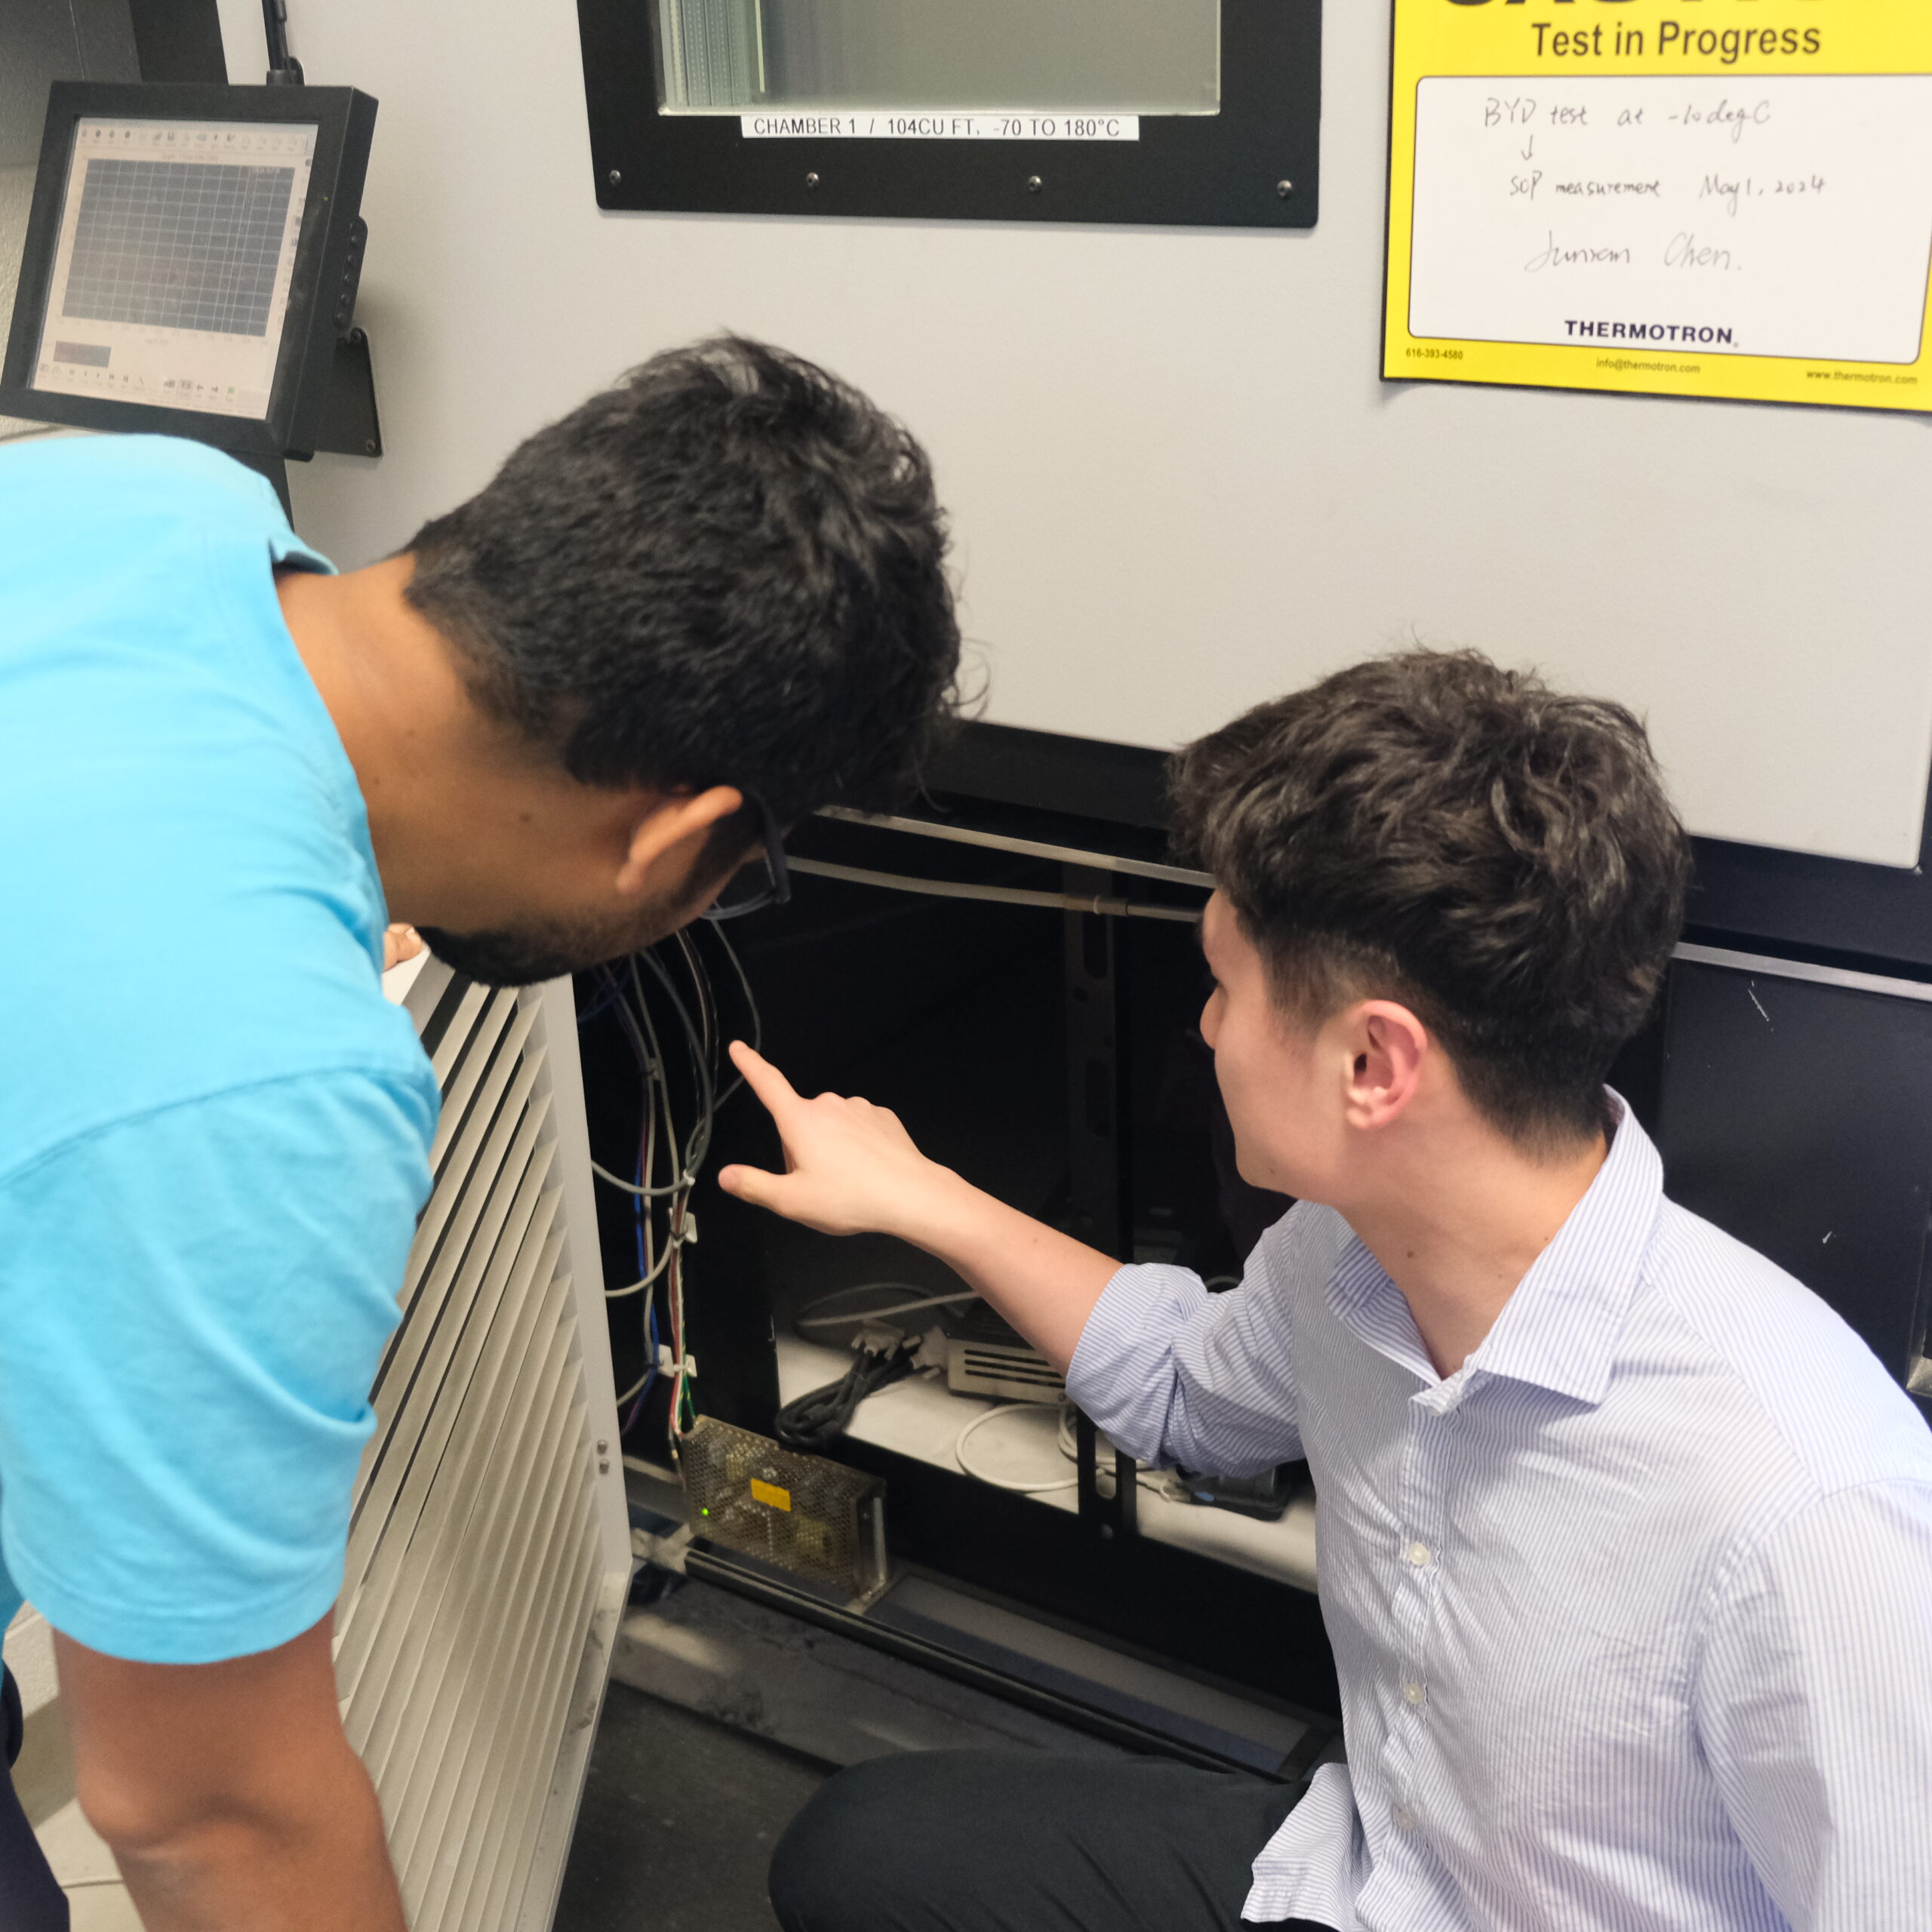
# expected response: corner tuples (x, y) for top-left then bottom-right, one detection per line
(8, 1604), (140, 1926)
(39, 1800), (140, 1930)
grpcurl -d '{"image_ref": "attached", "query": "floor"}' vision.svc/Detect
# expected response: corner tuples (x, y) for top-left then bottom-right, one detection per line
(555, 1683), (829, 1932)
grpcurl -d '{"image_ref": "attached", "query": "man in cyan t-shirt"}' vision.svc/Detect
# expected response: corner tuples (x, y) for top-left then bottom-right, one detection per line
(0, 337), (961, 1931)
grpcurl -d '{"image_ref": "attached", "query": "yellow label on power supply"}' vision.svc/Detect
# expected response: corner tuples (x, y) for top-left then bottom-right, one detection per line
(1385, 0), (1932, 411)
(749, 1477), (792, 1512)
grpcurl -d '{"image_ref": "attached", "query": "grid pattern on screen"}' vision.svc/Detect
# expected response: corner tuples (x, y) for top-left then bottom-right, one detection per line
(60, 158), (297, 337)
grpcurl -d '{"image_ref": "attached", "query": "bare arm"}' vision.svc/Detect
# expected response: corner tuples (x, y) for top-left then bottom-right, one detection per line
(56, 1615), (405, 1932)
(717, 1042), (1119, 1370)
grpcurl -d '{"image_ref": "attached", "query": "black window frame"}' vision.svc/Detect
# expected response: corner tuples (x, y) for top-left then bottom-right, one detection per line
(575, 0), (1322, 229)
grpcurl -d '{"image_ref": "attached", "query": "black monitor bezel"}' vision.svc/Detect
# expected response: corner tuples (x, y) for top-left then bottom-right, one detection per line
(0, 80), (374, 459)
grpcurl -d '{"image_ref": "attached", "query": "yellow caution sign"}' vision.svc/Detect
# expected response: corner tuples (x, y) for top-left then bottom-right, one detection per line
(1385, 1), (1932, 410)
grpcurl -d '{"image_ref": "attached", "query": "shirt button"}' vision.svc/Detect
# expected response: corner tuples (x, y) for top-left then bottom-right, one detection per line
(1406, 1540), (1432, 1567)
(1403, 1680), (1426, 1707)
(1394, 1807), (1418, 1832)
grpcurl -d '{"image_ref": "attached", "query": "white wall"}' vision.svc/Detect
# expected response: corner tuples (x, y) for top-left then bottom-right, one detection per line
(222, 0), (1932, 866)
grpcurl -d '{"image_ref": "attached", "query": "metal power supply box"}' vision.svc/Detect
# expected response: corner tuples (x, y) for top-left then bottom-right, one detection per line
(681, 1417), (889, 1607)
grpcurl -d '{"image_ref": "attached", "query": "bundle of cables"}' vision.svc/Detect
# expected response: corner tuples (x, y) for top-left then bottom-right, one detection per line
(776, 1281), (975, 1452)
(774, 1323), (919, 1451)
(580, 921), (759, 1466)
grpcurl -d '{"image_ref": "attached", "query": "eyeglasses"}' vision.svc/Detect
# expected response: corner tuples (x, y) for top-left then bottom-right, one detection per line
(703, 791), (792, 923)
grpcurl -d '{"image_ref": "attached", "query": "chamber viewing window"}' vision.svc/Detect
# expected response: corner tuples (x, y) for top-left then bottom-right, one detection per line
(580, 0), (1320, 229)
(655, 0), (1220, 116)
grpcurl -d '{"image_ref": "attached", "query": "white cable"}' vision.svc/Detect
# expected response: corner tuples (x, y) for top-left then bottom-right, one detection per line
(605, 1230), (691, 1298)
(788, 857), (1201, 924)
(796, 1284), (979, 1328)
(953, 1402), (1081, 1493)
(592, 1157), (703, 1198)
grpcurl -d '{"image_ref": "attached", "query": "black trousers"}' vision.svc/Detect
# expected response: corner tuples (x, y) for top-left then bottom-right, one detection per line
(2, 1666), (69, 1931)
(769, 1749), (1329, 1932)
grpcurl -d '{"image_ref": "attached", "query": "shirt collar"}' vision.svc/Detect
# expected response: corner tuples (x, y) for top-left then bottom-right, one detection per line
(1464, 1092), (1664, 1405)
(1325, 1091), (1666, 1409)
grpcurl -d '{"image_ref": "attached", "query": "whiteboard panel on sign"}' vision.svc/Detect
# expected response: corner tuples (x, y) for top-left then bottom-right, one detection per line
(1409, 76), (1932, 366)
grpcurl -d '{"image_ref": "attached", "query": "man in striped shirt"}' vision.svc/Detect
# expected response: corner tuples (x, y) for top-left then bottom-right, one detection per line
(725, 650), (1932, 1932)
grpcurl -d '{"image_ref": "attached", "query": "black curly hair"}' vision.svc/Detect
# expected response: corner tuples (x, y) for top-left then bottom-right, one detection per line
(1170, 649), (1690, 1146)
(404, 335), (963, 831)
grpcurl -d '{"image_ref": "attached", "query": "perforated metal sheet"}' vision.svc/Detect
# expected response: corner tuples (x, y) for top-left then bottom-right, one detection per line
(682, 1417), (888, 1605)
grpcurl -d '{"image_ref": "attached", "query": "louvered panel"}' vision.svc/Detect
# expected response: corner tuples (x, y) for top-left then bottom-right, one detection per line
(377, 1003), (541, 1371)
(339, 1097), (549, 1672)
(428, 993), (534, 1178)
(400, 1497), (592, 1932)
(472, 1522), (604, 1932)
(345, 968), (629, 1932)
(340, 1208), (567, 1698)
(481, 1507), (604, 1931)
(366, 1083), (547, 1497)
(340, 1189), (563, 1675)
(340, 1092), (552, 1641)
(376, 1369), (585, 1875)
(335, 1155), (561, 1706)
(435, 1491), (600, 1932)
(343, 1254), (576, 1755)
(380, 1033), (544, 1385)
(425, 978), (491, 1088)
(360, 1266), (579, 1799)
(349, 1047), (547, 1564)
(400, 1414), (592, 1926)
(401, 1411), (595, 1925)
(359, 1216), (570, 1795)
(346, 1137), (556, 1629)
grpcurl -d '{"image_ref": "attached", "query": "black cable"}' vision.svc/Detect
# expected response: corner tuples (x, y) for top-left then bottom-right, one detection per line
(774, 1337), (918, 1451)
(260, 0), (304, 82)
(699, 918), (762, 1109)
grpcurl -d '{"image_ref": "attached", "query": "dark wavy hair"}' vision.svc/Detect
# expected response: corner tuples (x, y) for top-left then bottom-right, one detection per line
(1171, 649), (1690, 1145)
(404, 336), (963, 832)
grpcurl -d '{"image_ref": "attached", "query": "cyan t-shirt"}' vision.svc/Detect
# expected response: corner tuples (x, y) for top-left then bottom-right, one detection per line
(0, 435), (439, 1663)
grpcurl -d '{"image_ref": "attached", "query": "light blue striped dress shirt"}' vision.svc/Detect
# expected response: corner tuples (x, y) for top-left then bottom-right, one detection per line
(1067, 1100), (1932, 1931)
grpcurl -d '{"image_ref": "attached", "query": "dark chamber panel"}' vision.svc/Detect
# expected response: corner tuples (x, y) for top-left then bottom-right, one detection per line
(1657, 961), (1932, 1397)
(0, 0), (223, 168)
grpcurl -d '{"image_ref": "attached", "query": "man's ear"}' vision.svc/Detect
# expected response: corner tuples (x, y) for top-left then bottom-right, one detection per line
(614, 786), (746, 898)
(1339, 999), (1431, 1134)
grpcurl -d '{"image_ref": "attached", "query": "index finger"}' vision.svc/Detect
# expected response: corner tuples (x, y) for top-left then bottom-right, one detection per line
(728, 1040), (804, 1121)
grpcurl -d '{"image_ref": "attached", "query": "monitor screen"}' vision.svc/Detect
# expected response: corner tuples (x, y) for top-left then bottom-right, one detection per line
(28, 115), (316, 420)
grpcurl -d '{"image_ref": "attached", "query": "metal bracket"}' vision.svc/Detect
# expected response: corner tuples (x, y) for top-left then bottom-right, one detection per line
(308, 325), (382, 459)
(1074, 1409), (1140, 1543)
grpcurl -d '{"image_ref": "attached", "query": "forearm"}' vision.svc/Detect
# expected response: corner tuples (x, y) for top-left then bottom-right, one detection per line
(109, 1746), (405, 1932)
(898, 1170), (1121, 1373)
(715, 1043), (1125, 1370)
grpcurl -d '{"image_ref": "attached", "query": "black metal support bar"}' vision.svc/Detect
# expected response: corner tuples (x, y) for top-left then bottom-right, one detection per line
(1063, 867), (1140, 1541)
(1063, 866), (1131, 1258)
(685, 1542), (1327, 1780)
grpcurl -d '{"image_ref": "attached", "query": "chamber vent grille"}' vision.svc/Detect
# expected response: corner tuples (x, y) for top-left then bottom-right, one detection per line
(334, 968), (615, 1932)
